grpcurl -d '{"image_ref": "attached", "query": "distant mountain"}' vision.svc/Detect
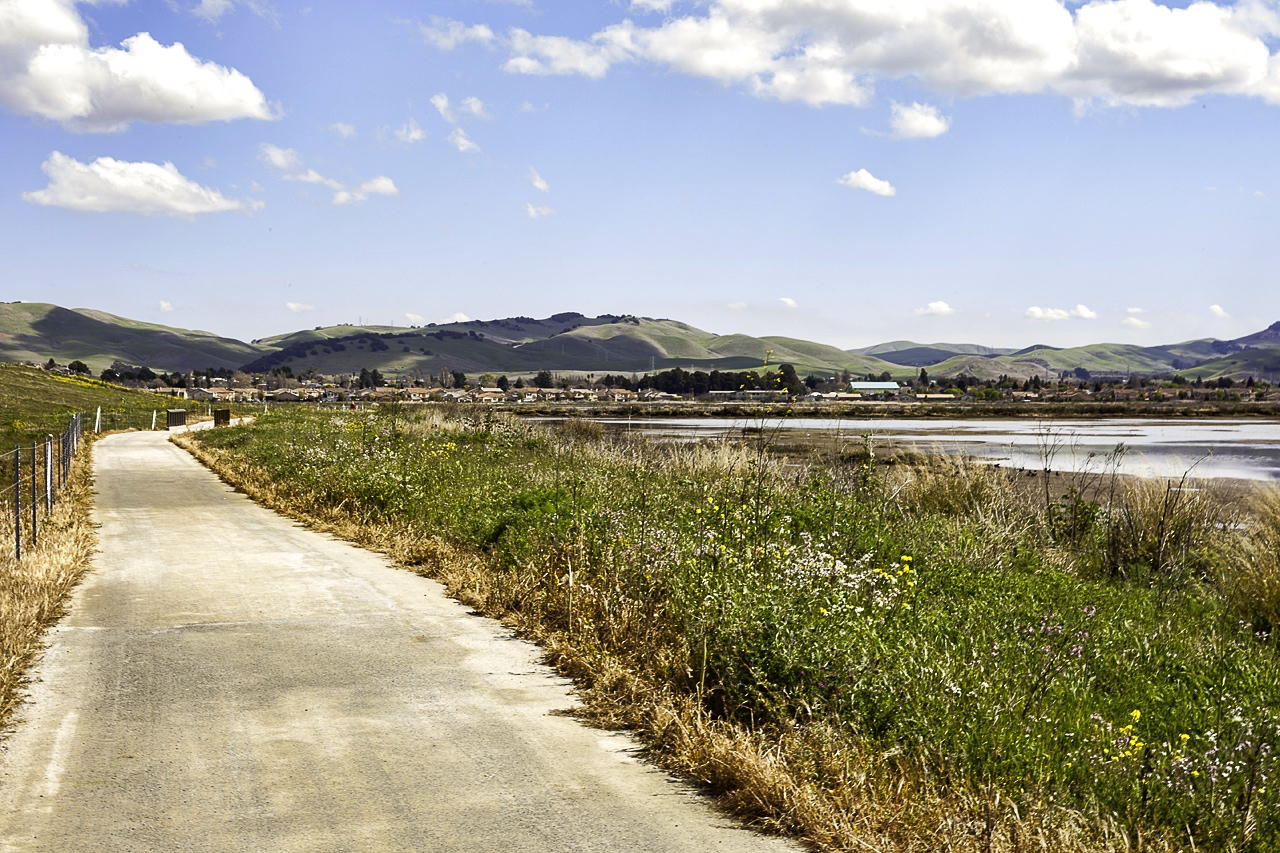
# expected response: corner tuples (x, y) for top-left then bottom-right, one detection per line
(4, 301), (1279, 382)
(0, 302), (266, 372)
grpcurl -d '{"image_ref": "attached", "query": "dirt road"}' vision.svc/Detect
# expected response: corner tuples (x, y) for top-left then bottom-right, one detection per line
(0, 430), (794, 852)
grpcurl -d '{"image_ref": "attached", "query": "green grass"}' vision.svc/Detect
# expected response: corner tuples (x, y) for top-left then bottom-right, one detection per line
(188, 405), (1280, 851)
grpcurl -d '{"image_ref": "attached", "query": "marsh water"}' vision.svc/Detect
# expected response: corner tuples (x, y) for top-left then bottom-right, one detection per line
(592, 417), (1280, 482)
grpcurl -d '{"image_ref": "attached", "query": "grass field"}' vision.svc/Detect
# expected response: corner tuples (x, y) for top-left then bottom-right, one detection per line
(0, 365), (102, 737)
(183, 405), (1280, 851)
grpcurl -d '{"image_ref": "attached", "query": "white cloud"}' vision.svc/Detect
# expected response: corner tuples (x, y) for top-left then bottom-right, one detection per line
(530, 167), (549, 192)
(330, 122), (356, 138)
(525, 202), (554, 218)
(419, 17), (495, 50)
(395, 117), (425, 143)
(158, 300), (174, 313)
(193, 0), (278, 25)
(837, 168), (896, 197)
(1122, 316), (1151, 329)
(260, 143), (303, 171)
(890, 101), (951, 139)
(0, 3), (274, 131)
(1127, 306), (1144, 314)
(727, 301), (747, 310)
(1025, 304), (1098, 321)
(443, 312), (472, 323)
(914, 300), (955, 316)
(448, 127), (481, 153)
(405, 312), (426, 324)
(286, 302), (317, 313)
(22, 151), (258, 218)
(259, 144), (398, 205)
(499, 1), (1280, 110)
(1210, 304), (1230, 318)
(460, 96), (490, 118)
(779, 297), (798, 309)
(430, 92), (455, 123)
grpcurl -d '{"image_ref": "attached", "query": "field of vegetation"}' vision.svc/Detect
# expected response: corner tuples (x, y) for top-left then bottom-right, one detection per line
(0, 365), (104, 734)
(183, 405), (1280, 852)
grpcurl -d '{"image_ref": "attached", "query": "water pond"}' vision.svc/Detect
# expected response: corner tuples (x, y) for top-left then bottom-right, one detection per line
(589, 417), (1280, 482)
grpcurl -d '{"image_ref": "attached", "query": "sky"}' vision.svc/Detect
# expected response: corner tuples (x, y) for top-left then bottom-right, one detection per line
(3, 0), (1280, 350)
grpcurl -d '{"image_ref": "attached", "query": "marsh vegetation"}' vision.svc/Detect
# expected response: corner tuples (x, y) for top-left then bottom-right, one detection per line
(184, 405), (1280, 851)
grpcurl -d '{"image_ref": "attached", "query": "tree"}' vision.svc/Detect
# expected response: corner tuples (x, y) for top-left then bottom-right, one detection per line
(776, 363), (806, 396)
(534, 370), (554, 388)
(513, 377), (525, 389)
(100, 368), (119, 383)
(918, 367), (929, 387)
(451, 370), (467, 389)
(44, 358), (56, 369)
(496, 375), (509, 391)
(68, 360), (90, 375)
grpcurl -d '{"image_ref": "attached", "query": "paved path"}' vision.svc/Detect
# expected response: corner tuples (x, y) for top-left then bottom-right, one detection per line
(0, 431), (794, 852)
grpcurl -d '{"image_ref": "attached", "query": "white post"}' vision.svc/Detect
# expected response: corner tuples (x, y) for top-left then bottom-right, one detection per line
(94, 406), (101, 433)
(45, 436), (53, 512)
(151, 410), (157, 430)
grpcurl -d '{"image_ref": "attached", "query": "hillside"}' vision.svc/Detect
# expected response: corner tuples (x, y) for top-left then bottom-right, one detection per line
(3, 302), (1279, 382)
(0, 303), (265, 373)
(0, 363), (171, 451)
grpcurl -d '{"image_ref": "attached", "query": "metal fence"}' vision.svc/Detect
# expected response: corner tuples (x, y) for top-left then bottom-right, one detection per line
(2, 413), (83, 562)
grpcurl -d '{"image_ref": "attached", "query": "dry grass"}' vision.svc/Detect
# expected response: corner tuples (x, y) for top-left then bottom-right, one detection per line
(0, 441), (96, 735)
(174, 430), (1200, 853)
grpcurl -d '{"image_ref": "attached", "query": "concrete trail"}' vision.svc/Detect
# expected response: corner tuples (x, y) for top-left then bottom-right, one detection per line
(0, 431), (795, 852)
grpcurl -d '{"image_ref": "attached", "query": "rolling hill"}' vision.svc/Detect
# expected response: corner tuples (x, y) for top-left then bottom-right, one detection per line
(4, 302), (1279, 383)
(0, 303), (265, 373)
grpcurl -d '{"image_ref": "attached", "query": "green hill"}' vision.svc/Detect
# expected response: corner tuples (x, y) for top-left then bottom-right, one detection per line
(0, 302), (265, 373)
(5, 301), (1279, 382)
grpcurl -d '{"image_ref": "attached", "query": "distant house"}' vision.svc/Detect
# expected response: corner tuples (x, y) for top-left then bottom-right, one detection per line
(848, 381), (901, 396)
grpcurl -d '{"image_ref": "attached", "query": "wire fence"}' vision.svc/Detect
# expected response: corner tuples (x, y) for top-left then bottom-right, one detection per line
(1, 412), (84, 562)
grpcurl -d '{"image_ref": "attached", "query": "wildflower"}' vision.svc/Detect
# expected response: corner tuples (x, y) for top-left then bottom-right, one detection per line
(1131, 710), (1141, 723)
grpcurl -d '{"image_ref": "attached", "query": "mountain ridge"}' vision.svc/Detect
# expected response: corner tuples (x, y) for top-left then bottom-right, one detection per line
(3, 302), (1279, 382)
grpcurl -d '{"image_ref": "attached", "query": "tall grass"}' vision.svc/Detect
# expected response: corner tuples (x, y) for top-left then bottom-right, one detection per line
(183, 406), (1280, 852)
(0, 440), (96, 732)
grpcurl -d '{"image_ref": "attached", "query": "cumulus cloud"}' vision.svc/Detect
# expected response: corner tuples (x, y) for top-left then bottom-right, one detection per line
(530, 167), (549, 192)
(22, 151), (259, 218)
(497, 0), (1280, 110)
(259, 144), (398, 205)
(448, 127), (481, 153)
(405, 312), (426, 324)
(1210, 304), (1230, 318)
(837, 168), (896, 197)
(1025, 304), (1098, 321)
(914, 300), (955, 316)
(443, 312), (472, 323)
(158, 300), (174, 313)
(395, 118), (425, 143)
(890, 101), (951, 138)
(1123, 316), (1151, 329)
(286, 302), (317, 313)
(419, 16), (495, 50)
(525, 202), (554, 218)
(727, 301), (747, 310)
(779, 297), (798, 309)
(330, 122), (356, 138)
(0, 1), (274, 131)
(430, 93), (455, 123)
(460, 96), (489, 118)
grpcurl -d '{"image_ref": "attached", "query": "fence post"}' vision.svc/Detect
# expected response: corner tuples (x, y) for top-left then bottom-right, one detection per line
(152, 410), (157, 430)
(46, 436), (53, 512)
(94, 406), (101, 433)
(13, 447), (21, 561)
(30, 441), (38, 548)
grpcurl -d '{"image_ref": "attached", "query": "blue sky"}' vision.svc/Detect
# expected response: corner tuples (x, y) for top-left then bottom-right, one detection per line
(3, 0), (1279, 349)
